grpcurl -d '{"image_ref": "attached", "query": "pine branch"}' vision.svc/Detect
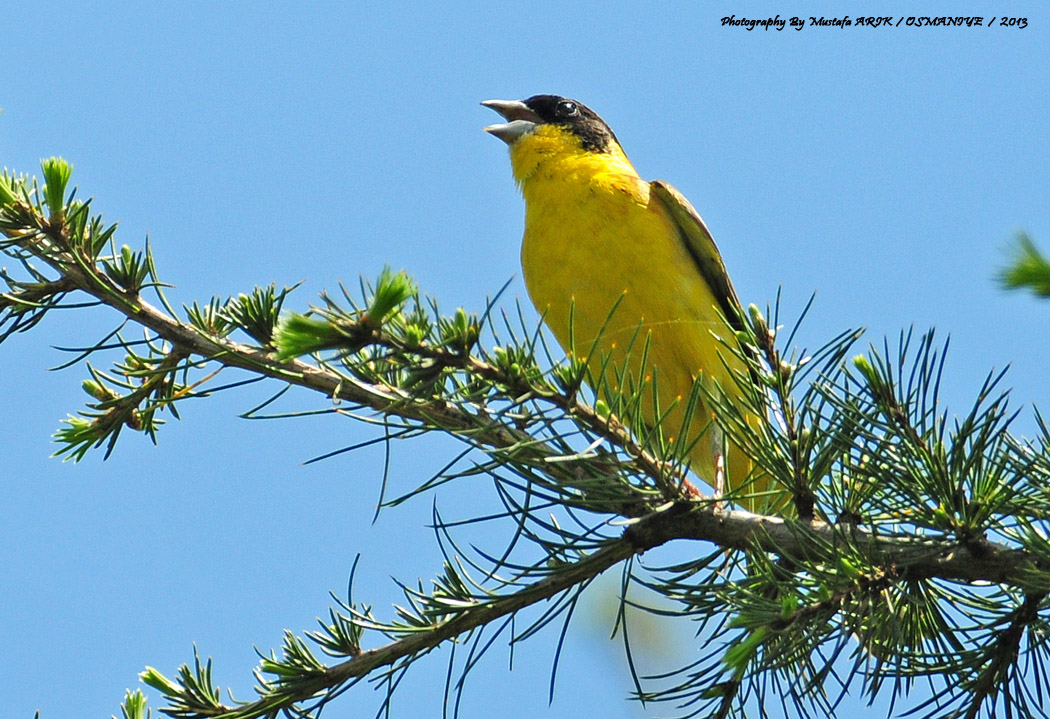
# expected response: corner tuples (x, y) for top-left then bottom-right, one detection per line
(0, 171), (683, 515)
(7, 163), (1050, 719)
(642, 507), (1044, 586)
(17, 207), (1041, 583)
(963, 592), (1046, 719)
(142, 501), (1050, 718)
(151, 521), (640, 717)
(1000, 233), (1050, 297)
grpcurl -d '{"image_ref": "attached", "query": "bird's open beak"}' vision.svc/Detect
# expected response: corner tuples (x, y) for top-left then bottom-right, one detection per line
(482, 99), (542, 145)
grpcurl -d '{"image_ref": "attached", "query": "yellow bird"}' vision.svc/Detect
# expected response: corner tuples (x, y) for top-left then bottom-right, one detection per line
(483, 94), (779, 512)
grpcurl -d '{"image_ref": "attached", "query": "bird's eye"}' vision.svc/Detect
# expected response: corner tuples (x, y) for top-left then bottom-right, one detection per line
(557, 100), (579, 117)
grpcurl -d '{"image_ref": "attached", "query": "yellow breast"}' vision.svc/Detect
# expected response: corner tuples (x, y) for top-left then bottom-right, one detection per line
(510, 125), (748, 494)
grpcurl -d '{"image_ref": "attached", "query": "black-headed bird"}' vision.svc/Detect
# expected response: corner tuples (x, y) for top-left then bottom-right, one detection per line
(483, 94), (780, 513)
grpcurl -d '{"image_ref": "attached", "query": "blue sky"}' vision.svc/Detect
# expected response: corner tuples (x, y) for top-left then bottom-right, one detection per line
(3, 3), (1049, 718)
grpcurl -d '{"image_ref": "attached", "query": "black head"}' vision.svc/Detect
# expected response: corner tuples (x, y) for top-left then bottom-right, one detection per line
(522, 95), (619, 153)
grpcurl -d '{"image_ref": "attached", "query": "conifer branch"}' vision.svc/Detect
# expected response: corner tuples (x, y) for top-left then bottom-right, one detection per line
(6, 163), (1050, 719)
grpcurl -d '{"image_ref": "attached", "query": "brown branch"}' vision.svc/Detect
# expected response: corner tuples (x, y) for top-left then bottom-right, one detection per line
(1, 199), (719, 520)
(633, 505), (1043, 585)
(964, 591), (1046, 719)
(7, 201), (1050, 718)
(177, 501), (1047, 717)
(1, 206), (693, 515)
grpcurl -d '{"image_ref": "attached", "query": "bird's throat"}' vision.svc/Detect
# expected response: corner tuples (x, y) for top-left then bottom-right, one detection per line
(508, 125), (637, 188)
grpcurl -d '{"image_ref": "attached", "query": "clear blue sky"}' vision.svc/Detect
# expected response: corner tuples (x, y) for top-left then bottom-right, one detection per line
(3, 3), (1049, 718)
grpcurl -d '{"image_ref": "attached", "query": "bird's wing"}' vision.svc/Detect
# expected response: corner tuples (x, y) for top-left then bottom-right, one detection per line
(649, 180), (746, 334)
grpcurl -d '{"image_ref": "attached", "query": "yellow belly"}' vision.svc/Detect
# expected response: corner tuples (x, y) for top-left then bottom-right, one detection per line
(520, 171), (754, 499)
